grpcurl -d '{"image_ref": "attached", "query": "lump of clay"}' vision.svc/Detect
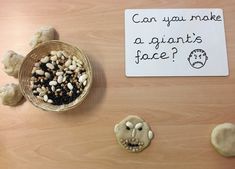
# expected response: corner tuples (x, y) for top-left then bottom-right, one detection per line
(114, 115), (154, 153)
(211, 123), (235, 157)
(0, 83), (23, 106)
(2, 50), (24, 78)
(29, 26), (56, 48)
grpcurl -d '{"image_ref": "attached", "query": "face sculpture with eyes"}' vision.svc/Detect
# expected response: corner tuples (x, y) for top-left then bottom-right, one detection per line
(114, 115), (154, 152)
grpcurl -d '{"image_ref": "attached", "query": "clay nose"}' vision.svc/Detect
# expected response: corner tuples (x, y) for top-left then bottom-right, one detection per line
(132, 129), (136, 137)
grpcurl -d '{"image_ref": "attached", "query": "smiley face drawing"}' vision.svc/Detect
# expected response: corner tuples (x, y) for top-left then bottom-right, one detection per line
(114, 115), (154, 153)
(188, 49), (208, 69)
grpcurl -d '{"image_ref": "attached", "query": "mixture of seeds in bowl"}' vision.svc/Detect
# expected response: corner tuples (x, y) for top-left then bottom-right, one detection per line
(30, 50), (88, 105)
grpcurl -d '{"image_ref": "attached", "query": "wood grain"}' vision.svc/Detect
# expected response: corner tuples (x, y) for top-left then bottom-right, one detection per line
(0, 0), (235, 169)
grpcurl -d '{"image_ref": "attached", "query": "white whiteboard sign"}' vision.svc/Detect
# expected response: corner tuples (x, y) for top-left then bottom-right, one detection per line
(125, 9), (229, 76)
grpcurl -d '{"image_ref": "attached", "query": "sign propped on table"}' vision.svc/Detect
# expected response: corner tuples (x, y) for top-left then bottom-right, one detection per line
(125, 9), (229, 76)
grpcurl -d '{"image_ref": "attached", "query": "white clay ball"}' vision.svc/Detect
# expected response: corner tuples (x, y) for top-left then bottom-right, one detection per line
(0, 83), (23, 106)
(211, 123), (235, 157)
(29, 26), (56, 48)
(2, 50), (24, 78)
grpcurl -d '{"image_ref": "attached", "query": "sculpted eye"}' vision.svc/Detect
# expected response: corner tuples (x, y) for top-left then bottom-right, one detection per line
(135, 122), (143, 131)
(126, 126), (130, 130)
(138, 127), (143, 131)
(125, 121), (133, 130)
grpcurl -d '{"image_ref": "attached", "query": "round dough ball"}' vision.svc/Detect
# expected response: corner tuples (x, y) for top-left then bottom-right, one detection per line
(2, 50), (24, 78)
(211, 123), (235, 157)
(29, 26), (56, 48)
(114, 115), (154, 153)
(0, 83), (23, 106)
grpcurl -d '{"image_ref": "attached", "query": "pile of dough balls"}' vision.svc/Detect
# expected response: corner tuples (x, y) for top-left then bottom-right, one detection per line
(0, 26), (57, 106)
(1, 50), (24, 106)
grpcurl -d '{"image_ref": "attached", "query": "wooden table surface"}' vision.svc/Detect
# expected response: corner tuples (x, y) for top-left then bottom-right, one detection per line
(0, 0), (235, 169)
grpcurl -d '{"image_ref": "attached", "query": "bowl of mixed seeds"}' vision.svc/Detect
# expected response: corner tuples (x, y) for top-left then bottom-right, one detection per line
(19, 40), (93, 112)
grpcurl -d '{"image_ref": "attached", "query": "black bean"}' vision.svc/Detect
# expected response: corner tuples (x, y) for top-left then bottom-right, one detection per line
(54, 64), (59, 71)
(33, 92), (39, 96)
(40, 63), (48, 72)
(32, 72), (41, 78)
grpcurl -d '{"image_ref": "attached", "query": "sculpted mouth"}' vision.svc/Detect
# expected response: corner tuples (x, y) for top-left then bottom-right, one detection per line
(128, 142), (139, 148)
(120, 138), (144, 152)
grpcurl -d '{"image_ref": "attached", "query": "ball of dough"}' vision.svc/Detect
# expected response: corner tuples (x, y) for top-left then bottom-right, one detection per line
(114, 115), (154, 153)
(29, 26), (56, 48)
(211, 123), (235, 157)
(0, 83), (23, 106)
(2, 50), (24, 78)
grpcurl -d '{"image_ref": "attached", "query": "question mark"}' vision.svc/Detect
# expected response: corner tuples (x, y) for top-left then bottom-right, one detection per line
(172, 47), (178, 62)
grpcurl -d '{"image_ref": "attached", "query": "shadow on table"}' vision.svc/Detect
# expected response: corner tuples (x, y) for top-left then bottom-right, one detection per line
(15, 97), (27, 106)
(54, 29), (60, 40)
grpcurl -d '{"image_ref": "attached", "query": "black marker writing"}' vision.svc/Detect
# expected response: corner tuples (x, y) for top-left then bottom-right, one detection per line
(132, 13), (157, 23)
(162, 16), (186, 27)
(135, 49), (170, 64)
(172, 47), (178, 62)
(131, 11), (222, 25)
(133, 37), (144, 44)
(148, 33), (202, 49)
(190, 12), (222, 22)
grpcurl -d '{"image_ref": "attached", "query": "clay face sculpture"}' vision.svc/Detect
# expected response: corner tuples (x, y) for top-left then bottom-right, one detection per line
(114, 115), (154, 152)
